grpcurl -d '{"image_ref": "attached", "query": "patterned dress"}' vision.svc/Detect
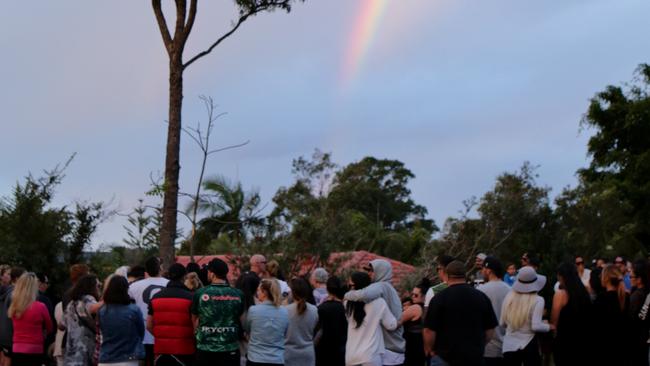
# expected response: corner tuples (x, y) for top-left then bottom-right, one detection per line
(62, 295), (97, 366)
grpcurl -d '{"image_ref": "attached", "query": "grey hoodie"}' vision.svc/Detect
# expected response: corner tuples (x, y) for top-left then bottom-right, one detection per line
(344, 259), (405, 354)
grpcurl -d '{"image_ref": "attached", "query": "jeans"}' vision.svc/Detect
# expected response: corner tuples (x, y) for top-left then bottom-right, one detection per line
(429, 355), (449, 366)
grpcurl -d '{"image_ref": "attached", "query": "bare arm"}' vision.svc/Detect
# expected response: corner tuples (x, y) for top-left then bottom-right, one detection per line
(192, 314), (199, 332)
(400, 304), (422, 324)
(551, 290), (566, 331)
(484, 328), (495, 343)
(146, 315), (154, 334)
(423, 328), (436, 357)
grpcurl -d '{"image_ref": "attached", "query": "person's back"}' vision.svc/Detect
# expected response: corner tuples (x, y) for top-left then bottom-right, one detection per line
(128, 276), (169, 341)
(345, 297), (398, 366)
(0, 285), (14, 353)
(246, 301), (289, 364)
(12, 299), (53, 356)
(149, 280), (195, 358)
(343, 259), (405, 363)
(98, 304), (145, 363)
(476, 257), (511, 362)
(285, 302), (318, 366)
(594, 290), (632, 364)
(191, 258), (243, 366)
(426, 283), (497, 365)
(316, 299), (347, 366)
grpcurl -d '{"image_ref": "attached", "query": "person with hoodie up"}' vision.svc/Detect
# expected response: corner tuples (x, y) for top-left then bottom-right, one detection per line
(343, 259), (405, 366)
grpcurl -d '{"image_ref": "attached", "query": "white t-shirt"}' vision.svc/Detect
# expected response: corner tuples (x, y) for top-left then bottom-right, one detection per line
(128, 277), (169, 344)
(345, 297), (398, 366)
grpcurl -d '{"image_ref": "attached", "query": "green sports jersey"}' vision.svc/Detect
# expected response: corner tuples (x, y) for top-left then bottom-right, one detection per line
(190, 283), (243, 353)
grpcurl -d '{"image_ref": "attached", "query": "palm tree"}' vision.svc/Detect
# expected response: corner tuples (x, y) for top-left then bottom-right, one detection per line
(191, 176), (263, 248)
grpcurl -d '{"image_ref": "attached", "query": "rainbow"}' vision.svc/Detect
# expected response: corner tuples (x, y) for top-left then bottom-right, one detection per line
(340, 0), (389, 90)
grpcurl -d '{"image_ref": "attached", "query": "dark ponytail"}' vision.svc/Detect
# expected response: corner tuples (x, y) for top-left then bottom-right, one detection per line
(346, 272), (371, 328)
(289, 277), (311, 315)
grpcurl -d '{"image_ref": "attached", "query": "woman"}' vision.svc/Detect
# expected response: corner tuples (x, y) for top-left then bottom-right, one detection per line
(236, 272), (261, 366)
(184, 272), (203, 292)
(284, 278), (319, 366)
(628, 260), (650, 366)
(315, 276), (347, 366)
(245, 279), (289, 366)
(62, 274), (100, 366)
(97, 275), (144, 366)
(266, 260), (291, 302)
(345, 272), (398, 366)
(550, 262), (592, 365)
(402, 279), (428, 366)
(594, 264), (632, 365)
(500, 266), (552, 366)
(8, 272), (53, 366)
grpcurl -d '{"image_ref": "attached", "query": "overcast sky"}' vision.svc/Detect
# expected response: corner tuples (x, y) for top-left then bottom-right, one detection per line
(1, 0), (649, 249)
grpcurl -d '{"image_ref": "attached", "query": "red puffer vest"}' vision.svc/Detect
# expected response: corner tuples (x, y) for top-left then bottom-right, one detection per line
(150, 285), (195, 355)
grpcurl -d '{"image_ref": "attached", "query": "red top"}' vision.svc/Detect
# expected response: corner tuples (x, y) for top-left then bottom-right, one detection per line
(12, 301), (53, 354)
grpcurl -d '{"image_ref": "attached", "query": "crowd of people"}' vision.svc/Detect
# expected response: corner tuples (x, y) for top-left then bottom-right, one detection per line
(0, 251), (648, 366)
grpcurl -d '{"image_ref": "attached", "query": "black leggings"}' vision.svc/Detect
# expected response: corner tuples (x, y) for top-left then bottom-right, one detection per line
(503, 338), (540, 366)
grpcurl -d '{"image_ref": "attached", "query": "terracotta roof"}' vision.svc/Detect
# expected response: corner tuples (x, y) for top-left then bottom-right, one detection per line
(175, 250), (415, 286)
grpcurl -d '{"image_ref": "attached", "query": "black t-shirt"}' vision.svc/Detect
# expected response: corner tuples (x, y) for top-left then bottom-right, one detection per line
(424, 283), (497, 365)
(316, 300), (347, 366)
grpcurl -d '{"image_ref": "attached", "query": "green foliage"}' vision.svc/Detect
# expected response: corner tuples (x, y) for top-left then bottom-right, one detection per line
(0, 159), (104, 294)
(121, 199), (161, 263)
(266, 150), (437, 264)
(579, 63), (650, 252)
(433, 163), (556, 272)
(180, 176), (263, 254)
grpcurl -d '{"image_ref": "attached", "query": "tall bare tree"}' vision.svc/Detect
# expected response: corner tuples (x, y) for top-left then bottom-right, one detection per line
(151, 0), (302, 269)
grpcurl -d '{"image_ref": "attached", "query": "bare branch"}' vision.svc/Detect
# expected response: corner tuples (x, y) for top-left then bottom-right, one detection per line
(183, 0), (198, 40)
(173, 0), (188, 45)
(181, 126), (205, 152)
(183, 7), (270, 70)
(208, 140), (251, 155)
(152, 0), (173, 55)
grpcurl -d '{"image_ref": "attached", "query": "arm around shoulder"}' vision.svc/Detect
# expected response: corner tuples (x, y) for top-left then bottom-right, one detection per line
(344, 283), (382, 302)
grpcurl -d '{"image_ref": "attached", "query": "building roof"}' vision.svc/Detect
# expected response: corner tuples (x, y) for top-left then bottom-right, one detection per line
(175, 250), (415, 286)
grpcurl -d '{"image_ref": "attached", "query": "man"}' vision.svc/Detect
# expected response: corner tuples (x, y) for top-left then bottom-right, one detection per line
(574, 256), (591, 290)
(424, 255), (455, 312)
(310, 267), (329, 305)
(424, 260), (497, 366)
(148, 263), (195, 366)
(344, 259), (405, 365)
(477, 257), (511, 366)
(615, 256), (632, 291)
(129, 257), (170, 366)
(191, 258), (243, 366)
(0, 267), (26, 366)
(472, 253), (487, 286)
(249, 254), (268, 278)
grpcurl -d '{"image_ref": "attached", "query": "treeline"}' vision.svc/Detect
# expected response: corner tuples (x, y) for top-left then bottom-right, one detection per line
(1, 64), (649, 280)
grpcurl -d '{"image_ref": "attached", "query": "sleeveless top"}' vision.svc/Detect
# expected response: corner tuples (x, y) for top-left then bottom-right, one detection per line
(403, 303), (424, 334)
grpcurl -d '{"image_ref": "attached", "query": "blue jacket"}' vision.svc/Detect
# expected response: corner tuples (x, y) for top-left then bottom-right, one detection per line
(98, 304), (145, 363)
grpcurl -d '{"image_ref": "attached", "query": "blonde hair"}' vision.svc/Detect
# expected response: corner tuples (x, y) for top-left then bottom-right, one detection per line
(8, 273), (39, 319)
(602, 264), (626, 311)
(184, 272), (203, 291)
(260, 278), (282, 307)
(501, 291), (538, 331)
(266, 260), (280, 278)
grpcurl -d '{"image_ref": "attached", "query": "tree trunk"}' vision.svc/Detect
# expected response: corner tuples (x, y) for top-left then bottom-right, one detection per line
(160, 55), (184, 270)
